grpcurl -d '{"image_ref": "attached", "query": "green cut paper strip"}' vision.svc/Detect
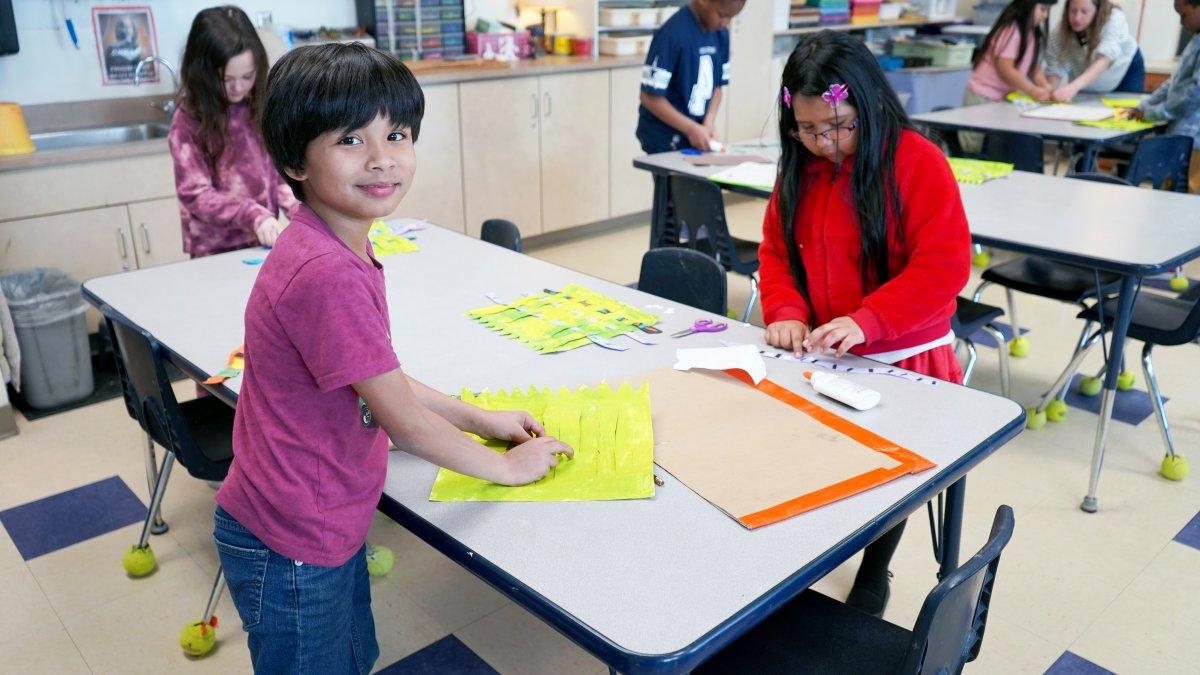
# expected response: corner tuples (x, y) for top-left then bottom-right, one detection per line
(429, 381), (656, 502)
(947, 157), (1014, 185)
(369, 222), (420, 257)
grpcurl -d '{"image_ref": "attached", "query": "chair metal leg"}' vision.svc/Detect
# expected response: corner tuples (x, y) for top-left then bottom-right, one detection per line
(981, 324), (1012, 398)
(143, 435), (168, 535)
(137, 450), (176, 549)
(961, 339), (979, 386)
(1004, 287), (1022, 339)
(971, 280), (991, 303)
(1074, 320), (1096, 356)
(1141, 344), (1178, 459)
(203, 567), (226, 624)
(1037, 331), (1102, 411)
(741, 275), (759, 324)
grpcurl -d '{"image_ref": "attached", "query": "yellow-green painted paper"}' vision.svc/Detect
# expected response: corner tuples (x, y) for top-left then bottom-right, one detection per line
(1100, 97), (1141, 109)
(429, 381), (656, 502)
(466, 283), (660, 353)
(1075, 117), (1159, 132)
(370, 221), (420, 256)
(947, 157), (1014, 185)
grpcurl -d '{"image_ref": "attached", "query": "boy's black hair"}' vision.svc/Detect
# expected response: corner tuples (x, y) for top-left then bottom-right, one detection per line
(777, 30), (912, 310)
(263, 43), (425, 200)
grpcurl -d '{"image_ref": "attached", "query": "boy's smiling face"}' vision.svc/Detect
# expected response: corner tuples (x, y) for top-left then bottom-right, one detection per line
(288, 113), (416, 224)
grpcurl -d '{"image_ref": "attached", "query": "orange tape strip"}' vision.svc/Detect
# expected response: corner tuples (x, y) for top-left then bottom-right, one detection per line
(202, 346), (245, 385)
(723, 369), (935, 529)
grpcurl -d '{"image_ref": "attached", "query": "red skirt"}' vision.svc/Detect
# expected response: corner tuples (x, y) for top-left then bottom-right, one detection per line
(892, 344), (963, 385)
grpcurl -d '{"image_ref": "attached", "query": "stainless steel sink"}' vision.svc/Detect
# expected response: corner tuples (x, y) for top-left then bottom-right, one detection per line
(30, 122), (171, 151)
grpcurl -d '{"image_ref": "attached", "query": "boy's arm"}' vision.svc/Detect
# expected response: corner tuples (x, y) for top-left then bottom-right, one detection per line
(1142, 49), (1200, 122)
(404, 375), (545, 441)
(703, 86), (724, 137)
(355, 368), (570, 486)
(640, 91), (712, 150)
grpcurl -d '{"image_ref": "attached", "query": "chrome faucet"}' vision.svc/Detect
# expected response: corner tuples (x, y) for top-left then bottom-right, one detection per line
(134, 56), (179, 119)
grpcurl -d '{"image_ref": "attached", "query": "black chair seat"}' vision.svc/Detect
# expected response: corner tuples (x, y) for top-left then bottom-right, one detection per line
(180, 396), (236, 473)
(696, 590), (912, 675)
(693, 234), (759, 272)
(982, 257), (1121, 304)
(952, 297), (1004, 339)
(1078, 293), (1200, 347)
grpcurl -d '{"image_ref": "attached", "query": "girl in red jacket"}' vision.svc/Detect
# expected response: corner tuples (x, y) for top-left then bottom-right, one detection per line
(761, 31), (971, 615)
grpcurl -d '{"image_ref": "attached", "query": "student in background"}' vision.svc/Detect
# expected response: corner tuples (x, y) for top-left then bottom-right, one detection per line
(761, 31), (971, 616)
(637, 0), (746, 153)
(169, 6), (297, 258)
(214, 43), (571, 672)
(1044, 0), (1139, 101)
(962, 0), (1058, 151)
(1132, 0), (1200, 193)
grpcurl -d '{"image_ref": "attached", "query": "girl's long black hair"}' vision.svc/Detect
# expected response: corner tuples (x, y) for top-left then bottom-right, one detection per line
(973, 0), (1055, 76)
(777, 30), (911, 309)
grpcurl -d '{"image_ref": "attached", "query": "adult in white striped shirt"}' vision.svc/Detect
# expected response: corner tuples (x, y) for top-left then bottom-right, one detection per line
(1044, 0), (1140, 101)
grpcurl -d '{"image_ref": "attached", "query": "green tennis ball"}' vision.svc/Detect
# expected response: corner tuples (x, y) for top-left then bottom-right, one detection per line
(1009, 336), (1030, 358)
(122, 545), (156, 577)
(179, 619), (217, 657)
(1170, 276), (1190, 292)
(972, 251), (991, 267)
(1026, 408), (1047, 430)
(366, 544), (395, 577)
(1079, 376), (1103, 397)
(1046, 399), (1069, 422)
(1117, 371), (1136, 391)
(1160, 455), (1190, 481)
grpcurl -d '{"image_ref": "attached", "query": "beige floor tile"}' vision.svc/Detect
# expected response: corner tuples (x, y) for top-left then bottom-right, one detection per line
(0, 563), (62, 640)
(456, 602), (607, 675)
(0, 524), (25, 571)
(965, 616), (1064, 674)
(369, 575), (453, 668)
(1068, 544), (1200, 674)
(0, 615), (92, 675)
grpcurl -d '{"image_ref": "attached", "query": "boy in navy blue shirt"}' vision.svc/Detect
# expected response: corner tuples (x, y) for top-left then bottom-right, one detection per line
(637, 0), (745, 153)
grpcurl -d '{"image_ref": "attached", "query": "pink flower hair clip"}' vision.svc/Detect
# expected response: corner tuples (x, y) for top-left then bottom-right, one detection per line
(782, 86), (792, 108)
(821, 83), (849, 109)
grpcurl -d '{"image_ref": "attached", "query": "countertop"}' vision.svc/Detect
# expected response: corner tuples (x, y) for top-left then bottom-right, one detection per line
(0, 55), (644, 173)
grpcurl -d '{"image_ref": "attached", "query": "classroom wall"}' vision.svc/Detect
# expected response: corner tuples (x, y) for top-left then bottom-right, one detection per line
(0, 0), (355, 106)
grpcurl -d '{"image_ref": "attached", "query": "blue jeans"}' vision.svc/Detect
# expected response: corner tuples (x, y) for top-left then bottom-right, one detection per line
(213, 506), (378, 674)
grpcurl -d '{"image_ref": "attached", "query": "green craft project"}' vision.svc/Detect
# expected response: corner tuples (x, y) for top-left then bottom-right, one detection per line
(369, 221), (419, 256)
(429, 381), (655, 501)
(946, 157), (1015, 185)
(466, 283), (660, 353)
(1075, 117), (1160, 132)
(1100, 97), (1141, 109)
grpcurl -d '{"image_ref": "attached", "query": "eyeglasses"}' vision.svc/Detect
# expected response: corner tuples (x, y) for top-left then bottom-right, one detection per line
(790, 118), (859, 143)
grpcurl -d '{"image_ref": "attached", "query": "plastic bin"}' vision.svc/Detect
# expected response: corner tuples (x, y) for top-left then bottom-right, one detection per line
(0, 268), (94, 409)
(891, 40), (974, 67)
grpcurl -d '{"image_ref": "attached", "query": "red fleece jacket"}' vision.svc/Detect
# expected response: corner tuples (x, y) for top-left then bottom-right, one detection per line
(758, 129), (970, 356)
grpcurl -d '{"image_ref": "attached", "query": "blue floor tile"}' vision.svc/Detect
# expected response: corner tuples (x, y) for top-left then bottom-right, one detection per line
(1045, 651), (1116, 675)
(968, 321), (1029, 350)
(0, 476), (147, 560)
(1061, 374), (1164, 427)
(1174, 512), (1200, 551)
(375, 635), (498, 675)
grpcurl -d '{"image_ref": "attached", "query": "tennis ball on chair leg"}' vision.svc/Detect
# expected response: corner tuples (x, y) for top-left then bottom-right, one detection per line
(366, 544), (395, 577)
(1080, 376), (1102, 397)
(1161, 455), (1190, 481)
(122, 544), (156, 577)
(1170, 276), (1190, 292)
(179, 617), (218, 657)
(1009, 336), (1030, 357)
(1046, 399), (1069, 422)
(1026, 407), (1047, 430)
(972, 250), (991, 267)
(1117, 371), (1136, 391)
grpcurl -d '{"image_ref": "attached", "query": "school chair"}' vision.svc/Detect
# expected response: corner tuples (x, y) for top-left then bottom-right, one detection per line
(668, 174), (760, 322)
(637, 247), (729, 316)
(1034, 287), (1200, 481)
(480, 218), (523, 253)
(1125, 134), (1195, 193)
(696, 505), (1015, 675)
(927, 106), (966, 158)
(951, 297), (1011, 398)
(981, 131), (1045, 174)
(103, 308), (232, 656)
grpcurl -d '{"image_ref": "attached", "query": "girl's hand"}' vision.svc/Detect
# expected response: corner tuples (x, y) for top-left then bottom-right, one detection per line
(1029, 85), (1052, 102)
(803, 316), (865, 357)
(473, 410), (545, 444)
(255, 217), (285, 247)
(1052, 85), (1076, 102)
(500, 436), (574, 486)
(765, 320), (810, 354)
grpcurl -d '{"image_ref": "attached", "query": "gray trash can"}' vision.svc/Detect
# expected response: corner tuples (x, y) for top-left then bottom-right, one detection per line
(0, 268), (94, 409)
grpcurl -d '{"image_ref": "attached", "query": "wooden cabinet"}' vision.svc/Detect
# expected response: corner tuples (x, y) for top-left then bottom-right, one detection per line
(0, 154), (174, 222)
(127, 197), (187, 269)
(395, 83), (466, 232)
(540, 70), (611, 232)
(610, 66), (654, 218)
(727, 0), (778, 142)
(460, 76), (543, 237)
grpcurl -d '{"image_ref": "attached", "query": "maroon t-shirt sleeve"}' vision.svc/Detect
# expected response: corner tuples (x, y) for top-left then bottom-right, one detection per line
(274, 254), (400, 392)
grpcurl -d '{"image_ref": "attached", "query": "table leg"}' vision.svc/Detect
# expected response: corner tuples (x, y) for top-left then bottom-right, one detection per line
(940, 477), (965, 579)
(650, 173), (670, 250)
(1081, 274), (1138, 513)
(1081, 144), (1099, 173)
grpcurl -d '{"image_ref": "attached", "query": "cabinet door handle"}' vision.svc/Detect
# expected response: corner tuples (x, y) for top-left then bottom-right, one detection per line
(140, 222), (152, 255)
(544, 92), (552, 117)
(530, 92), (539, 128)
(116, 228), (131, 270)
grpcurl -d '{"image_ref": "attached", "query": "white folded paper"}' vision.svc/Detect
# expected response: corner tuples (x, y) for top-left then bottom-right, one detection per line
(673, 344), (767, 384)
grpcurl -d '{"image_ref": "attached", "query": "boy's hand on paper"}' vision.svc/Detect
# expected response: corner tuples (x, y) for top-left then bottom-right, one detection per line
(255, 217), (285, 247)
(686, 122), (712, 152)
(803, 316), (865, 357)
(765, 320), (810, 354)
(500, 436), (575, 486)
(1127, 108), (1145, 121)
(474, 410), (546, 444)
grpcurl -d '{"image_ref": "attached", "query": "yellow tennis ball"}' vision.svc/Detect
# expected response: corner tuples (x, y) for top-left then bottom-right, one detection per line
(972, 251), (991, 267)
(1026, 408), (1047, 430)
(366, 544), (395, 577)
(1046, 399), (1068, 422)
(1160, 455), (1190, 481)
(1079, 376), (1102, 397)
(1009, 336), (1029, 357)
(1169, 276), (1189, 292)
(122, 545), (156, 577)
(1117, 371), (1136, 391)
(179, 619), (217, 657)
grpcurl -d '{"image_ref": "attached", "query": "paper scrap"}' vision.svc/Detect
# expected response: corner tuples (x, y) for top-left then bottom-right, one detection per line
(369, 220), (420, 256)
(946, 157), (1014, 185)
(429, 381), (655, 502)
(674, 344), (767, 384)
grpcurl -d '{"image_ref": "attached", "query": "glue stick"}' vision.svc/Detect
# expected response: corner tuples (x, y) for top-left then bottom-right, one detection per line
(803, 371), (881, 411)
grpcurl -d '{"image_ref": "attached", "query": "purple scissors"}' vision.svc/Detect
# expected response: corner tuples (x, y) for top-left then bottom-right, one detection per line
(671, 319), (728, 338)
